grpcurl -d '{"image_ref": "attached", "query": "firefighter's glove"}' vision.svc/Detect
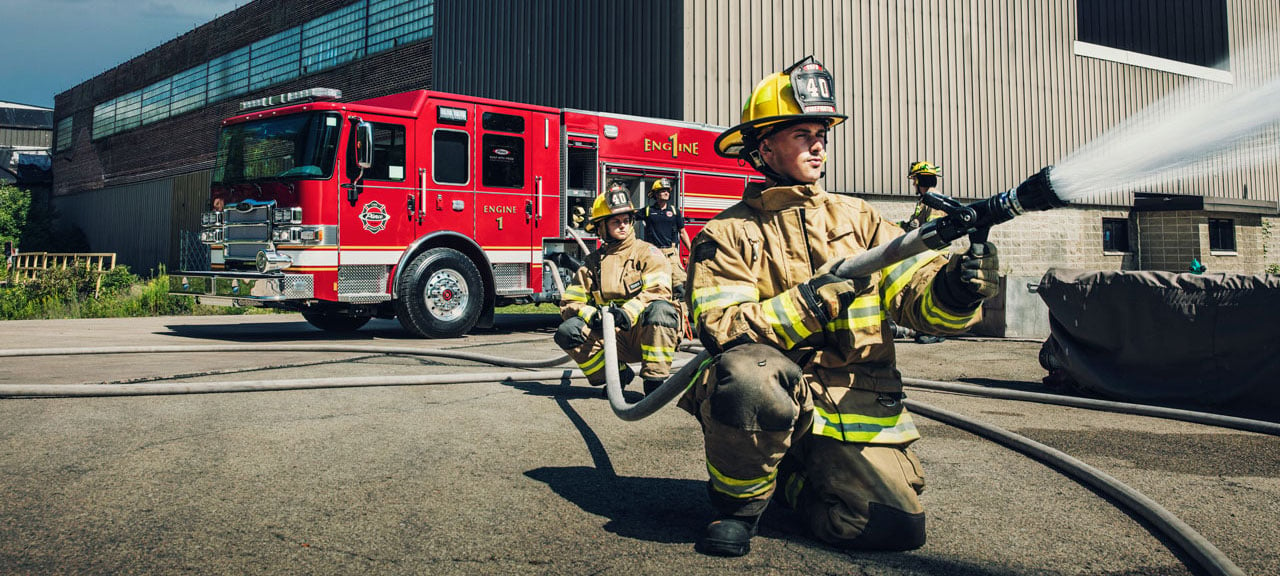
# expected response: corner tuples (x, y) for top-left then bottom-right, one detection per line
(554, 316), (589, 350)
(933, 242), (1000, 311)
(606, 306), (633, 331)
(797, 273), (856, 327)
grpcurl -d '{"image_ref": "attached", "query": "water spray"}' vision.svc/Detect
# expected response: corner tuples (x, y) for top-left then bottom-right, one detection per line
(834, 166), (1067, 279)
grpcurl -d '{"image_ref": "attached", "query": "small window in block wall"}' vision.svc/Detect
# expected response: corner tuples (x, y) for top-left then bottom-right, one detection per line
(1209, 218), (1236, 252)
(1103, 218), (1129, 252)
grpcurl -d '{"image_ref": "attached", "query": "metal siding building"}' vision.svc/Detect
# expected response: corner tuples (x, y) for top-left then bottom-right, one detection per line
(51, 0), (1280, 288)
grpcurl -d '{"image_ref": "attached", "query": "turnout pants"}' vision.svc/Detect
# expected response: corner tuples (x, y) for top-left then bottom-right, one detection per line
(561, 302), (681, 385)
(678, 343), (928, 550)
(659, 247), (687, 298)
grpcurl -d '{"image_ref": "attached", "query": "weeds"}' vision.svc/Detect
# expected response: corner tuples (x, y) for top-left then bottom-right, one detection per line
(0, 265), (260, 320)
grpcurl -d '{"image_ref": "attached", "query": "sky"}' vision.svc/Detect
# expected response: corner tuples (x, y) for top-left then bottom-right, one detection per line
(2, 0), (241, 109)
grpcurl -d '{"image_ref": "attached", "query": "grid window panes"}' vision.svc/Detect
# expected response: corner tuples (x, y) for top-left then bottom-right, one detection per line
(303, 2), (366, 74)
(250, 28), (302, 91)
(208, 47), (251, 102)
(1208, 218), (1236, 251)
(1102, 218), (1130, 252)
(368, 0), (434, 54)
(55, 116), (73, 152)
(89, 0), (437, 140)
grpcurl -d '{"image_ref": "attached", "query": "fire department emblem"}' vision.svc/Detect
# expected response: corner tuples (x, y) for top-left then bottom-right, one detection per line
(359, 201), (389, 233)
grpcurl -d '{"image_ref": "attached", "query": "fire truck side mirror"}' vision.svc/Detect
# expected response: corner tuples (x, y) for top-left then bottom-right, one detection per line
(355, 121), (374, 170)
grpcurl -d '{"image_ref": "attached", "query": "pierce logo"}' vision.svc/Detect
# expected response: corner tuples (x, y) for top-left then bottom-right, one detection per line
(359, 201), (389, 233)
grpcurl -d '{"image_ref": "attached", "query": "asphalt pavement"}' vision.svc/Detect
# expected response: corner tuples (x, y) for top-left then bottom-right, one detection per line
(0, 313), (1276, 575)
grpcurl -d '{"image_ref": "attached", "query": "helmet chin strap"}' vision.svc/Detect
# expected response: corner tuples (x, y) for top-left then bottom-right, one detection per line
(745, 149), (814, 188)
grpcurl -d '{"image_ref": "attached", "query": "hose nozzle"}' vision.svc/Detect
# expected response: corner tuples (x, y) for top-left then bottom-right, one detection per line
(921, 166), (1064, 248)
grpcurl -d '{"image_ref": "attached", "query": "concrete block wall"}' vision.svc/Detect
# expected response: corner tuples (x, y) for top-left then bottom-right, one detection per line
(1265, 215), (1280, 271)
(1136, 210), (1270, 274)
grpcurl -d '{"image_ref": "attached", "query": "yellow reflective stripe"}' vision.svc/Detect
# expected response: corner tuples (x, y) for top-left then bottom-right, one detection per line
(707, 460), (777, 499)
(642, 272), (671, 290)
(563, 284), (589, 303)
(691, 285), (760, 325)
(579, 348), (607, 376)
(641, 344), (674, 363)
(880, 251), (937, 308)
(811, 407), (921, 444)
(782, 470), (805, 508)
(826, 293), (884, 331)
(920, 284), (977, 330)
(577, 307), (599, 323)
(761, 292), (812, 349)
(621, 299), (645, 323)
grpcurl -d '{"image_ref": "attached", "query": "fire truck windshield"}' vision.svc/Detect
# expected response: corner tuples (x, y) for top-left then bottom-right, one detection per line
(213, 112), (342, 183)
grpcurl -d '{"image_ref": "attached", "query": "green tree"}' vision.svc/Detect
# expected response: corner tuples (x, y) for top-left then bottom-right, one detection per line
(0, 184), (31, 250)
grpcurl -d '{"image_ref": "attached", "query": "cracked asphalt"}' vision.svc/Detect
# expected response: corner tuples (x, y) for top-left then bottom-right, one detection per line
(1, 314), (1276, 575)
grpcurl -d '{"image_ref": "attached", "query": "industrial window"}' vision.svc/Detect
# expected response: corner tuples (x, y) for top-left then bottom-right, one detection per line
(433, 129), (469, 185)
(355, 123), (407, 181)
(55, 116), (73, 152)
(368, 0), (434, 54)
(169, 65), (207, 116)
(1208, 218), (1236, 252)
(482, 134), (524, 188)
(1102, 218), (1130, 252)
(250, 28), (302, 91)
(302, 2), (366, 74)
(141, 79), (172, 126)
(1077, 0), (1229, 73)
(208, 47), (251, 103)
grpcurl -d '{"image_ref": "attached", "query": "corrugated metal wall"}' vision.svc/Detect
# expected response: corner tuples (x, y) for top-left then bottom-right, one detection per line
(52, 180), (175, 274)
(0, 128), (52, 148)
(684, 0), (1280, 207)
(434, 0), (683, 119)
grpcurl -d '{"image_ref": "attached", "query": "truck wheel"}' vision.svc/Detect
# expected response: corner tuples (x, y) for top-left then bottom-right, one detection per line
(302, 312), (371, 332)
(395, 247), (483, 338)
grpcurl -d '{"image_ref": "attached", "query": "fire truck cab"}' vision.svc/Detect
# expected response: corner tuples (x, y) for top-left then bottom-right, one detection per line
(172, 87), (758, 338)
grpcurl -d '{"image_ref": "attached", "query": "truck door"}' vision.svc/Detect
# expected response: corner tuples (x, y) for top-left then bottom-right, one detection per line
(418, 102), (476, 238)
(338, 118), (415, 300)
(473, 105), (536, 295)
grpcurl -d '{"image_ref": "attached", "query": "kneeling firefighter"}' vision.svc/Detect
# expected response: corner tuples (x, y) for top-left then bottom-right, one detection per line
(680, 56), (1000, 556)
(555, 183), (682, 395)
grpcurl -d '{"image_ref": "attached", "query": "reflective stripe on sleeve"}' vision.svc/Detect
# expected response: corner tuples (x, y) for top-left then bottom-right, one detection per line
(761, 292), (813, 349)
(880, 251), (937, 308)
(691, 285), (760, 325)
(576, 307), (599, 324)
(621, 298), (645, 324)
(642, 272), (671, 291)
(563, 284), (590, 303)
(811, 406), (921, 444)
(707, 460), (777, 499)
(920, 283), (978, 330)
(825, 293), (884, 332)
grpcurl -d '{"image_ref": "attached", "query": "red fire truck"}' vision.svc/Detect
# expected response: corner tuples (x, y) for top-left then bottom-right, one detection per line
(171, 87), (759, 338)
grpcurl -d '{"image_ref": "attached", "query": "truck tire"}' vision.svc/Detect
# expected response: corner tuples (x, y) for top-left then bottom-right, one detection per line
(302, 311), (371, 332)
(395, 247), (484, 338)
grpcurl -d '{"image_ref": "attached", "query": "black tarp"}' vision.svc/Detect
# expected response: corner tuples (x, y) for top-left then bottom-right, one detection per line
(1038, 268), (1280, 411)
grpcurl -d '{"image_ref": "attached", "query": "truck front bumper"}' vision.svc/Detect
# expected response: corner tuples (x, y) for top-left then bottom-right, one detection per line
(170, 271), (315, 306)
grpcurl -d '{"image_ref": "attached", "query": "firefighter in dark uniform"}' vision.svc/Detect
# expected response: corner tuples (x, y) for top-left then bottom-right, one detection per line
(554, 183), (683, 396)
(639, 178), (691, 299)
(681, 56), (1000, 556)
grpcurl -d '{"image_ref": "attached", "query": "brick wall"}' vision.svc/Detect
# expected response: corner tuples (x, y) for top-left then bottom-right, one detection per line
(51, 0), (433, 196)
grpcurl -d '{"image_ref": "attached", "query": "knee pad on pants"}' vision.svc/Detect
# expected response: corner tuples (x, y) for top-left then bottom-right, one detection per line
(707, 344), (801, 431)
(842, 501), (926, 551)
(638, 300), (679, 329)
(553, 316), (588, 350)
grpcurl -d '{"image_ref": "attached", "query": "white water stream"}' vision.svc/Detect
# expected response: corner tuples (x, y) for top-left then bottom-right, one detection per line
(1048, 67), (1280, 204)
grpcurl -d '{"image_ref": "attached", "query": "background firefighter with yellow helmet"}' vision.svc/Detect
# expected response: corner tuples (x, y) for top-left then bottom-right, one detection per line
(638, 177), (692, 299)
(901, 161), (943, 231)
(680, 56), (1001, 556)
(554, 182), (682, 396)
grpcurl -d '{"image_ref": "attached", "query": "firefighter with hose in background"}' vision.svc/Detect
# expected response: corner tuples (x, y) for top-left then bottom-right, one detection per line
(639, 178), (692, 300)
(554, 183), (682, 397)
(893, 161), (948, 344)
(680, 56), (1000, 556)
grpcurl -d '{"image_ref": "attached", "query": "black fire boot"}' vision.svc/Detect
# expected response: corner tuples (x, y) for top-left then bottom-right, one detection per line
(642, 377), (665, 396)
(597, 365), (635, 398)
(697, 514), (760, 557)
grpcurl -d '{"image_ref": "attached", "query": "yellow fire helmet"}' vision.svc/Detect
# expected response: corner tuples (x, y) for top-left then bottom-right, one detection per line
(715, 56), (847, 159)
(908, 161), (942, 178)
(649, 177), (673, 196)
(584, 182), (636, 232)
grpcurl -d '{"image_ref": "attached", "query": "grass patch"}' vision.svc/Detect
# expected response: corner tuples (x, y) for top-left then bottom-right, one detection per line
(0, 266), (266, 321)
(495, 302), (560, 315)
